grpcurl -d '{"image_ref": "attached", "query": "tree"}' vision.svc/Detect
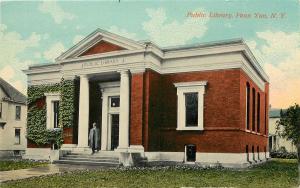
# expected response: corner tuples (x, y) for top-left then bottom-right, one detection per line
(276, 103), (300, 184)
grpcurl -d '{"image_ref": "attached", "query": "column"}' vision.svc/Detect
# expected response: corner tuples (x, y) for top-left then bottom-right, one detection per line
(118, 70), (130, 150)
(77, 75), (89, 148)
(101, 91), (108, 150)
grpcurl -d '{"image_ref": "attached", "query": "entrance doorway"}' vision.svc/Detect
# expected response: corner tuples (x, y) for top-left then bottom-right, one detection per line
(99, 81), (120, 151)
(110, 114), (119, 150)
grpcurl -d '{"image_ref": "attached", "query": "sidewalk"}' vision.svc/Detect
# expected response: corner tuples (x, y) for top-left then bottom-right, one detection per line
(0, 164), (106, 183)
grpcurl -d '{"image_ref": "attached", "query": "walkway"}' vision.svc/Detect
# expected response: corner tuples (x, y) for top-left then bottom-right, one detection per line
(0, 164), (111, 183)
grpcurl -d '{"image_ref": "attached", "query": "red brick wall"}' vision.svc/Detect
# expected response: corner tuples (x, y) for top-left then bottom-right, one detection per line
(27, 140), (51, 148)
(130, 73), (144, 145)
(140, 68), (268, 153)
(80, 41), (125, 56)
(130, 70), (162, 151)
(239, 70), (269, 152)
(144, 70), (162, 151)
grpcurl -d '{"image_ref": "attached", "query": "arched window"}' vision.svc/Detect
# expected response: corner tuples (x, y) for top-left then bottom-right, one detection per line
(246, 82), (250, 130)
(257, 93), (260, 132)
(264, 93), (267, 135)
(252, 88), (256, 131)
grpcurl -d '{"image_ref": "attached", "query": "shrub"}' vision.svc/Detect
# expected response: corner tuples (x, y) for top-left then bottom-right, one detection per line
(270, 150), (298, 159)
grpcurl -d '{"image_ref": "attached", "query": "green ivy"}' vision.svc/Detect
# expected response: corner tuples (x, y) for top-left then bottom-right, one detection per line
(60, 79), (76, 128)
(27, 79), (76, 147)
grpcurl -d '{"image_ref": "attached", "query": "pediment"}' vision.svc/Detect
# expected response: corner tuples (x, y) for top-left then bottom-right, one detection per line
(56, 28), (145, 61)
(79, 40), (125, 57)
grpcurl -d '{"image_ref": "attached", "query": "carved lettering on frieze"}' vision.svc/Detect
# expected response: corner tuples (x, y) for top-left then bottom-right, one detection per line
(81, 58), (125, 68)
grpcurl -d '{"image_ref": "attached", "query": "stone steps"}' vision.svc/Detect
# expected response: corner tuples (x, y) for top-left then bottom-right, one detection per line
(53, 151), (120, 167)
(54, 160), (119, 167)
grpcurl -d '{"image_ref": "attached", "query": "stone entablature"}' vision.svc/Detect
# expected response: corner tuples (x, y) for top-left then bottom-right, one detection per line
(24, 29), (268, 92)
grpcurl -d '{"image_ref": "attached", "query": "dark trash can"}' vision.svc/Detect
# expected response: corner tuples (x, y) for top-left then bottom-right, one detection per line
(186, 144), (196, 162)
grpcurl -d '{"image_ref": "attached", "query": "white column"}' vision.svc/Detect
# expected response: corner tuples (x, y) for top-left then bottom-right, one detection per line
(101, 92), (108, 150)
(118, 70), (130, 150)
(77, 75), (89, 148)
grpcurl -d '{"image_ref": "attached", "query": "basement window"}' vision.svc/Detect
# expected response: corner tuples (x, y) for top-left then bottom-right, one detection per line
(174, 81), (207, 131)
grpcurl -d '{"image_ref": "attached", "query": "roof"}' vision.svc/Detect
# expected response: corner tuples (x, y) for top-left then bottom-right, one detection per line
(161, 38), (244, 52)
(25, 28), (269, 84)
(0, 77), (26, 104)
(269, 108), (287, 118)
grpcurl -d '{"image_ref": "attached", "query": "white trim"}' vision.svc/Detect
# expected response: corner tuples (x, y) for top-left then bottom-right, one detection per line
(128, 145), (144, 152)
(144, 152), (184, 162)
(25, 32), (268, 92)
(174, 81), (207, 131)
(56, 29), (145, 61)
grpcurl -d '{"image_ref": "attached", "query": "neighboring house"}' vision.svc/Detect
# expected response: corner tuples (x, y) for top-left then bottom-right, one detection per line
(23, 29), (269, 167)
(268, 108), (297, 152)
(0, 78), (27, 158)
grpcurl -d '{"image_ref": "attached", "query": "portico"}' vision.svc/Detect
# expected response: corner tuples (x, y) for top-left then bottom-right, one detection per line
(76, 70), (131, 151)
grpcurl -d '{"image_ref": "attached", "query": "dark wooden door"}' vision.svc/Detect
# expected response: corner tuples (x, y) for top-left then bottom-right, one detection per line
(111, 114), (119, 150)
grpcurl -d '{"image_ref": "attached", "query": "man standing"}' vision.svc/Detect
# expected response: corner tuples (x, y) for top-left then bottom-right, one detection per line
(89, 122), (100, 154)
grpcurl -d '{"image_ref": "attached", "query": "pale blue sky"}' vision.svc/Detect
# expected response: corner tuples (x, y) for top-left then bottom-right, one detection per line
(0, 0), (299, 108)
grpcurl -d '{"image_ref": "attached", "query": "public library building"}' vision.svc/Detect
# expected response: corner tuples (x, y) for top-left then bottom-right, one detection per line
(24, 29), (269, 167)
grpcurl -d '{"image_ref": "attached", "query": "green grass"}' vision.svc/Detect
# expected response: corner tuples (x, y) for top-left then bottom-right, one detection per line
(2, 159), (299, 188)
(0, 160), (48, 171)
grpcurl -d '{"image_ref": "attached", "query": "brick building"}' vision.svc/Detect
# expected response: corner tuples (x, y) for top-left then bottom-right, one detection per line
(24, 29), (269, 167)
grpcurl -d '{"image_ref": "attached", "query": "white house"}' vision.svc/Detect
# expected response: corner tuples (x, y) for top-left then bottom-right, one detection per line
(0, 78), (27, 158)
(268, 108), (297, 152)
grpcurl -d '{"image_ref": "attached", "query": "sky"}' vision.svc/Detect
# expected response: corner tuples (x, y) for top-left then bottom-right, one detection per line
(0, 0), (299, 109)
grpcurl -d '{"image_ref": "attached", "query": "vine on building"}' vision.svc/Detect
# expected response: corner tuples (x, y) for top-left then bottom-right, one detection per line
(26, 78), (77, 147)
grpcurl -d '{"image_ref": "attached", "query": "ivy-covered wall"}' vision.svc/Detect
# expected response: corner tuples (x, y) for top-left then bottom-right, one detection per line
(27, 79), (77, 147)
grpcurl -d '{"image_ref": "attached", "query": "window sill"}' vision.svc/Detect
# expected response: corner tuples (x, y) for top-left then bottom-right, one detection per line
(176, 127), (204, 131)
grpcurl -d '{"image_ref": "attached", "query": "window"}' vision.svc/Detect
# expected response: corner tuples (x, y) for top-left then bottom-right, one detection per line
(264, 146), (267, 159)
(252, 145), (255, 161)
(252, 88), (256, 131)
(53, 101), (59, 128)
(15, 128), (20, 144)
(0, 103), (2, 118)
(268, 136), (273, 151)
(257, 93), (260, 132)
(174, 81), (207, 130)
(246, 83), (250, 130)
(45, 92), (60, 129)
(110, 97), (120, 108)
(185, 92), (198, 127)
(15, 106), (21, 120)
(257, 146), (260, 160)
(246, 145), (249, 162)
(264, 93), (267, 135)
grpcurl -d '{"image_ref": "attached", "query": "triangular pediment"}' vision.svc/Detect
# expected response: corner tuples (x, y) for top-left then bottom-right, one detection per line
(79, 40), (125, 57)
(56, 28), (145, 61)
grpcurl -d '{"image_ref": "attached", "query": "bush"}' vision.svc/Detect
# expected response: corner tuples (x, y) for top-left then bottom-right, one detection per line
(270, 150), (298, 159)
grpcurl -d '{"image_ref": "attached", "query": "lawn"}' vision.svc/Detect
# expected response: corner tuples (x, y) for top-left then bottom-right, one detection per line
(0, 160), (48, 171)
(1, 159), (299, 188)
